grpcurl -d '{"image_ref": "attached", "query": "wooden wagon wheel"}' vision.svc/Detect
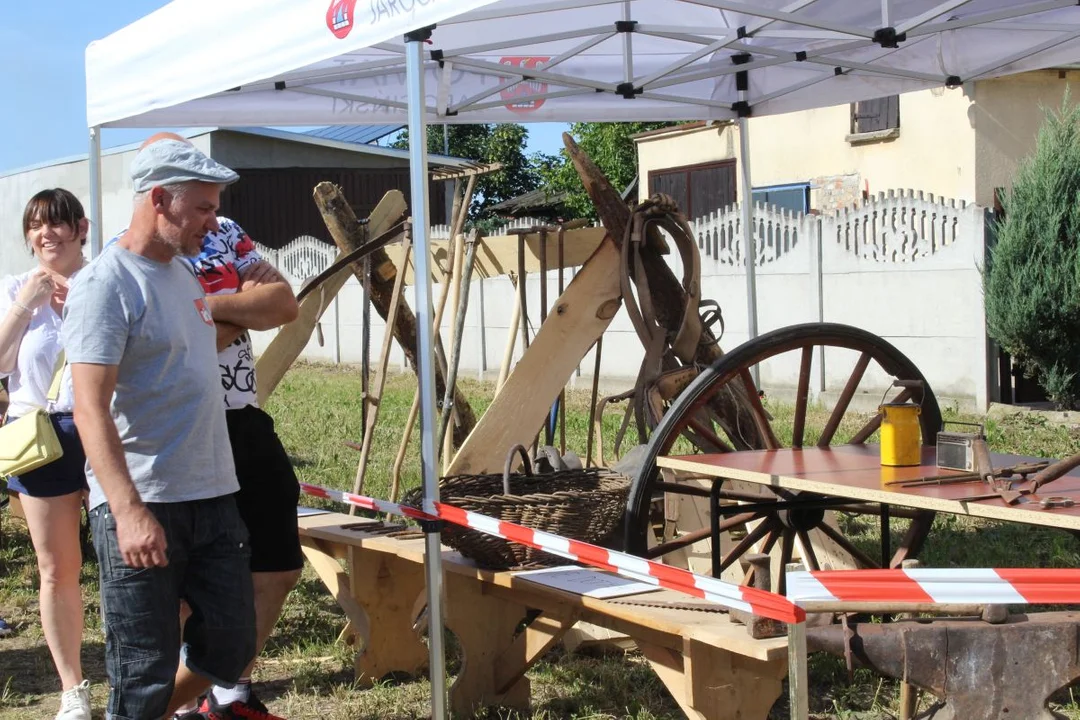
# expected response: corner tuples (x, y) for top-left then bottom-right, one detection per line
(624, 323), (943, 589)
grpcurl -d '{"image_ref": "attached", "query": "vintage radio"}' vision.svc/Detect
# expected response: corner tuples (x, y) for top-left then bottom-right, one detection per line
(935, 423), (983, 472)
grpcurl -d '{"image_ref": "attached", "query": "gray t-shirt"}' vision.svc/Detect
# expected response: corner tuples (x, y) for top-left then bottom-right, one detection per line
(62, 244), (238, 509)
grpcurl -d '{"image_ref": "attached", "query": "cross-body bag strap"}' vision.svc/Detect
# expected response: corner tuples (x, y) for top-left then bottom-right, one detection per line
(45, 349), (66, 406)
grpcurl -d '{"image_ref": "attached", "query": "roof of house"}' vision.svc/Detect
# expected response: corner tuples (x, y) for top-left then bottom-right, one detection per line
(489, 187), (570, 214)
(630, 121), (731, 142)
(302, 125), (404, 145)
(0, 126), (467, 179)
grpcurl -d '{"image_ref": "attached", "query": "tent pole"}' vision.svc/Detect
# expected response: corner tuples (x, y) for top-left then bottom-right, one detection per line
(405, 29), (449, 720)
(88, 126), (104, 258)
(738, 112), (759, 383)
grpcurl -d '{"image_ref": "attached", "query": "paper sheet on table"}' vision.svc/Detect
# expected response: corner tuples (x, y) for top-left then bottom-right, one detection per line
(296, 506), (330, 517)
(512, 566), (662, 599)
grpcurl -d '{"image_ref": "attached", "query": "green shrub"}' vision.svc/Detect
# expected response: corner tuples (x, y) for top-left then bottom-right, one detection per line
(984, 92), (1080, 408)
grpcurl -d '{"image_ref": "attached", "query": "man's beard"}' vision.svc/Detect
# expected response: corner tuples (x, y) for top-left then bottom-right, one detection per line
(154, 231), (198, 258)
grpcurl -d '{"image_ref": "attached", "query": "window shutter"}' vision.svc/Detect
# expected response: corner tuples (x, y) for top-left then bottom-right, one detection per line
(852, 95), (900, 133)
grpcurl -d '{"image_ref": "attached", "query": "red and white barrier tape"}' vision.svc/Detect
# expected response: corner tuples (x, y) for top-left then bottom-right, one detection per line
(299, 482), (805, 624)
(787, 568), (1080, 606)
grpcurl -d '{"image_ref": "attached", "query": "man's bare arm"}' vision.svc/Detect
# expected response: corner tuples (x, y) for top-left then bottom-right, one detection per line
(205, 261), (299, 331)
(216, 320), (246, 351)
(71, 362), (167, 568)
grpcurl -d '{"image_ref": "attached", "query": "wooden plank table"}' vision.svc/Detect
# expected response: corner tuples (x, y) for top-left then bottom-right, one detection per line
(298, 510), (788, 720)
(657, 445), (1080, 531)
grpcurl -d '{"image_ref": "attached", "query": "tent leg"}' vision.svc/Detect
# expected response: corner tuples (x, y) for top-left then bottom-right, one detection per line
(405, 28), (449, 720)
(738, 113), (759, 384)
(89, 126), (104, 258)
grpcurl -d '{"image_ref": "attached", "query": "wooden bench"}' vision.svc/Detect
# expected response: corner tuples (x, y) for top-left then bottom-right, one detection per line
(298, 511), (788, 719)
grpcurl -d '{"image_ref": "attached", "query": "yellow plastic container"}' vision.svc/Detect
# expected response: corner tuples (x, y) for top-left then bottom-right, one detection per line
(879, 403), (921, 467)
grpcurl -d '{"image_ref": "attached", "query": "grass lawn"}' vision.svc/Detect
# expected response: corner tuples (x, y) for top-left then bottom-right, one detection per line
(1, 362), (1079, 719)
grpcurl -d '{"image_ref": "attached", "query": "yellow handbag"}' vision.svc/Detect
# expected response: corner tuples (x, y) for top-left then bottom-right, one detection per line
(0, 351), (66, 478)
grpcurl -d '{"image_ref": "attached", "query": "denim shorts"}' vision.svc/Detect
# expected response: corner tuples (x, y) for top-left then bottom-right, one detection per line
(5, 413), (89, 497)
(89, 495), (256, 720)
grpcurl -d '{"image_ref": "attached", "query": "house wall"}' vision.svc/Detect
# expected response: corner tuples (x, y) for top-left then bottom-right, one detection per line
(636, 86), (979, 213)
(972, 70), (1080, 207)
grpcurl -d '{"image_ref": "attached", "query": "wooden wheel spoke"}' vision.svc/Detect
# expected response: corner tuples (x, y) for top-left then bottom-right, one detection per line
(777, 530), (796, 595)
(794, 527), (821, 572)
(685, 415), (735, 453)
(817, 351), (872, 448)
(739, 370), (781, 450)
(889, 510), (936, 568)
(718, 518), (776, 574)
(849, 387), (915, 445)
(646, 512), (765, 559)
(816, 520), (880, 569)
(792, 346), (814, 449)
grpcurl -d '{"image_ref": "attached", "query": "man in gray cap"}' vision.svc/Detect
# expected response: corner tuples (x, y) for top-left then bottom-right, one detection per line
(63, 133), (256, 720)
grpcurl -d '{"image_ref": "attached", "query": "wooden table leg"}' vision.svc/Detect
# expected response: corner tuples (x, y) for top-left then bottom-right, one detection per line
(444, 573), (536, 715)
(348, 546), (429, 685)
(640, 639), (787, 720)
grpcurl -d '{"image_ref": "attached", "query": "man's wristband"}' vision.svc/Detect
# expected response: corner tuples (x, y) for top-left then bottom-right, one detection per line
(9, 301), (32, 317)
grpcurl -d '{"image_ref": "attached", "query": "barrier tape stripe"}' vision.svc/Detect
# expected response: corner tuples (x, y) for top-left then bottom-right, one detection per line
(788, 568), (1080, 606)
(299, 482), (806, 624)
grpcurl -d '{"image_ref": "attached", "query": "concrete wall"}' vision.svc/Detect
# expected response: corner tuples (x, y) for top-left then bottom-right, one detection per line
(253, 191), (993, 410)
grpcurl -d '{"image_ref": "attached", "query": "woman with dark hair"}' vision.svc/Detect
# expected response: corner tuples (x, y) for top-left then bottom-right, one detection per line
(0, 189), (91, 720)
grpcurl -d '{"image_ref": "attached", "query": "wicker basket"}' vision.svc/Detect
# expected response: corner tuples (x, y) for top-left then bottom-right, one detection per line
(407, 445), (631, 570)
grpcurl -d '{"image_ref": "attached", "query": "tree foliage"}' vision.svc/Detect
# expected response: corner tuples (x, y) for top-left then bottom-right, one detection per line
(984, 94), (1080, 408)
(538, 122), (679, 219)
(392, 124), (540, 222)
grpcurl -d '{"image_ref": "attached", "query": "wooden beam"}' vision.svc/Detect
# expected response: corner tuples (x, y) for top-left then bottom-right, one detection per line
(382, 227), (607, 283)
(447, 236), (622, 474)
(300, 538), (371, 651)
(493, 610), (579, 694)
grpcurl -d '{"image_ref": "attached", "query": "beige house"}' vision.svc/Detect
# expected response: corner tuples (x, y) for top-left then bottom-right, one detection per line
(634, 69), (1078, 216)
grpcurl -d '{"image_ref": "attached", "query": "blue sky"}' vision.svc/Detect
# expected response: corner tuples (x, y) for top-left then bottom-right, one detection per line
(0, 0), (570, 174)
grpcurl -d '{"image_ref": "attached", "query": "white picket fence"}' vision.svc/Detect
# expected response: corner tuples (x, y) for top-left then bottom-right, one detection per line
(250, 192), (993, 409)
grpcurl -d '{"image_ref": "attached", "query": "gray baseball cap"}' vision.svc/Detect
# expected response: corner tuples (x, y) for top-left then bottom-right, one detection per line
(130, 139), (239, 192)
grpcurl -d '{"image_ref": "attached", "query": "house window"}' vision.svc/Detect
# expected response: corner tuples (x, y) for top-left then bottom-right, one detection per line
(648, 159), (737, 219)
(850, 95), (900, 135)
(752, 183), (810, 214)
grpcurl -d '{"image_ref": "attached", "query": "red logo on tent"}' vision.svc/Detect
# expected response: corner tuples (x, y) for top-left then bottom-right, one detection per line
(326, 0), (357, 39)
(499, 57), (550, 114)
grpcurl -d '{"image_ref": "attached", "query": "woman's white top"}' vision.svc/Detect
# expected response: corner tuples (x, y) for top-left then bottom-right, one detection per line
(0, 270), (75, 416)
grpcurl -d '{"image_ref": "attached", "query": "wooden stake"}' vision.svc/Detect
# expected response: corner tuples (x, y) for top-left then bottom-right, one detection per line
(442, 228), (467, 472)
(313, 182), (477, 447)
(390, 393), (420, 504)
(351, 230), (413, 501)
(495, 278), (522, 395)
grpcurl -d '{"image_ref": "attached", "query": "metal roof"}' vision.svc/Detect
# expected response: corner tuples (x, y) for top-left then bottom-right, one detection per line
(303, 125), (404, 145)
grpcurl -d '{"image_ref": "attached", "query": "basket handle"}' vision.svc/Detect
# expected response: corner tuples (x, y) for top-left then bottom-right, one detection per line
(503, 444), (532, 495)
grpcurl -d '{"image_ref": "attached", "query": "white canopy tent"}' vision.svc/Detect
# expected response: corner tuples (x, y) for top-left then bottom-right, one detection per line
(86, 1), (1080, 716)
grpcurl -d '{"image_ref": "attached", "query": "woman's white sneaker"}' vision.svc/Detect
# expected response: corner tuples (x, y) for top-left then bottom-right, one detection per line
(55, 680), (91, 720)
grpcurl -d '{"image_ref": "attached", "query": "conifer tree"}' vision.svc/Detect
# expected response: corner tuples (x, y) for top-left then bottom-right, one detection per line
(985, 93), (1080, 408)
